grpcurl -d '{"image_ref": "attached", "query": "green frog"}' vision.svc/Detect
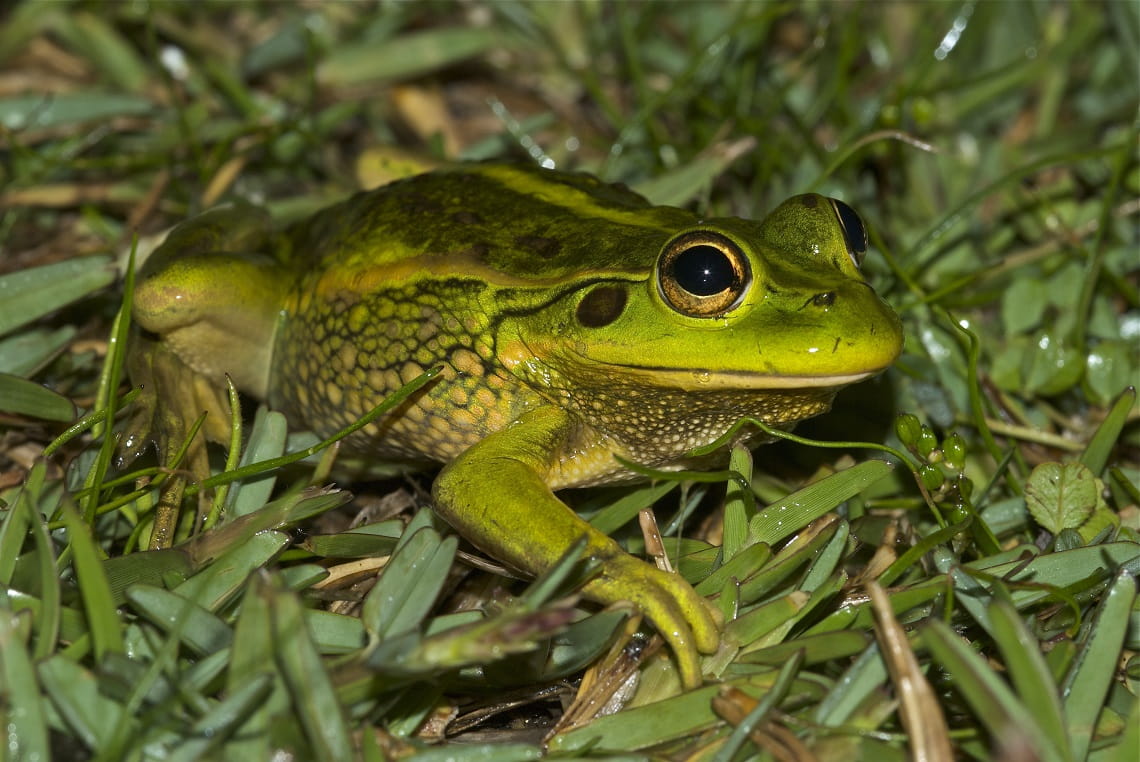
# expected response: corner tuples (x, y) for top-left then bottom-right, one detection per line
(125, 163), (903, 688)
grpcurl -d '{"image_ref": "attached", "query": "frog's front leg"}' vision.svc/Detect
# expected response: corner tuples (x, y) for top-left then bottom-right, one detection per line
(432, 406), (719, 688)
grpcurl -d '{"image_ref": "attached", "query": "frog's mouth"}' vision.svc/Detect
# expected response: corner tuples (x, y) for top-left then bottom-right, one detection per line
(502, 337), (894, 393)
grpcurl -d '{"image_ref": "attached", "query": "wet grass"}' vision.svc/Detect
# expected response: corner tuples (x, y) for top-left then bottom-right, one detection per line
(1, 2), (1137, 760)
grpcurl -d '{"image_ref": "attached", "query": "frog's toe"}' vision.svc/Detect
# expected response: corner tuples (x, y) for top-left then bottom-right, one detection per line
(622, 582), (703, 687)
(588, 562), (720, 689)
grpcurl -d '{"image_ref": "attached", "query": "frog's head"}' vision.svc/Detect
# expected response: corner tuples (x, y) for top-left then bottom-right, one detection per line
(498, 193), (903, 449)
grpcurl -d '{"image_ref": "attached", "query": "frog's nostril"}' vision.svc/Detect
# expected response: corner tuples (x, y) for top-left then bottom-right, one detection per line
(812, 292), (836, 307)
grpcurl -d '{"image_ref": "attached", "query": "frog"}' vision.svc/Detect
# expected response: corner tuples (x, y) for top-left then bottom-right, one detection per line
(124, 162), (904, 689)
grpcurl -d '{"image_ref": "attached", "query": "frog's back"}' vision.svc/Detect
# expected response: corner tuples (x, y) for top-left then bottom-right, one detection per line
(278, 163), (691, 282)
(268, 164), (694, 465)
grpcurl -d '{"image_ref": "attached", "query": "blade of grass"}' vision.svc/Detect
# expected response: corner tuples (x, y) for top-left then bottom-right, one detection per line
(868, 581), (953, 762)
(1080, 386), (1136, 475)
(0, 609), (50, 760)
(749, 460), (894, 546)
(1061, 569), (1137, 760)
(922, 618), (1066, 762)
(271, 576), (354, 761)
(0, 256), (116, 336)
(0, 372), (76, 419)
(988, 600), (1072, 760)
(362, 526), (458, 640)
(60, 500), (124, 662)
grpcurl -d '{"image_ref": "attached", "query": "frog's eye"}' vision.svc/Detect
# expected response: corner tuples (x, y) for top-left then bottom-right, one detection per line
(657, 232), (751, 317)
(830, 198), (867, 267)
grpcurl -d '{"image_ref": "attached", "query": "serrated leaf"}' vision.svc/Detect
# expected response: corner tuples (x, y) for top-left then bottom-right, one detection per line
(1025, 462), (1098, 534)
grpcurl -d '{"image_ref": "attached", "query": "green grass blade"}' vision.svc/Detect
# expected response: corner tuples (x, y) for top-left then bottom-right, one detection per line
(271, 578), (354, 761)
(0, 372), (75, 420)
(0, 609), (51, 760)
(227, 574), (289, 761)
(988, 600), (1072, 760)
(60, 501), (124, 662)
(125, 584), (234, 656)
(1080, 387), (1136, 475)
(0, 256), (116, 336)
(749, 460), (894, 546)
(38, 654), (132, 753)
(362, 526), (458, 640)
(1061, 569), (1138, 760)
(922, 619), (1066, 762)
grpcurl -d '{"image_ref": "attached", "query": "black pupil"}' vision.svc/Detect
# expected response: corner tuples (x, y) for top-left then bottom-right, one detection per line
(671, 245), (735, 296)
(833, 200), (867, 255)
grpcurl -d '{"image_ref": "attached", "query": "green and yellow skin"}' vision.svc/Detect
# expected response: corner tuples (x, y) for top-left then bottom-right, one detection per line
(127, 163), (903, 688)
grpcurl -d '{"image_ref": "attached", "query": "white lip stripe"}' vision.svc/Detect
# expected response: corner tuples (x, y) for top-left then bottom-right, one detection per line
(604, 367), (880, 390)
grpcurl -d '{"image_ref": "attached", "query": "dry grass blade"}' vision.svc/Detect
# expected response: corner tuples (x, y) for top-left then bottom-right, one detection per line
(712, 686), (818, 762)
(867, 581), (953, 762)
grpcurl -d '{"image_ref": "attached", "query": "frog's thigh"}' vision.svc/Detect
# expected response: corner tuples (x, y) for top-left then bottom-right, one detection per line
(432, 406), (719, 687)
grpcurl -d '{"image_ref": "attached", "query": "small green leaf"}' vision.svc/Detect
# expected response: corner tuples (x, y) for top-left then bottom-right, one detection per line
(362, 526), (457, 639)
(587, 480), (677, 535)
(1023, 332), (1084, 396)
(226, 408), (288, 518)
(1001, 277), (1047, 334)
(125, 585), (233, 656)
(0, 326), (75, 376)
(1025, 462), (1098, 534)
(722, 444), (753, 560)
(408, 744), (542, 762)
(1081, 387), (1137, 474)
(38, 654), (133, 751)
(1085, 340), (1136, 406)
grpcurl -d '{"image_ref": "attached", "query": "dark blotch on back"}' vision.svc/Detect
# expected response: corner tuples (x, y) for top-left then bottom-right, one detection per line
(451, 210), (483, 225)
(800, 195), (819, 208)
(576, 286), (628, 328)
(400, 192), (443, 216)
(514, 234), (562, 259)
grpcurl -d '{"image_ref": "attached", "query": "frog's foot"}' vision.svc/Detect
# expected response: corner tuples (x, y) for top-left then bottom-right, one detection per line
(584, 552), (720, 689)
(120, 333), (233, 547)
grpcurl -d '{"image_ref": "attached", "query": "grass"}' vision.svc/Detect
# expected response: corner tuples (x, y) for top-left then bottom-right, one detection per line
(1, 2), (1138, 760)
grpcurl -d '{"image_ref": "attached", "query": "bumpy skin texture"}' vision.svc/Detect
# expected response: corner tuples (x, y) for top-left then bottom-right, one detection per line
(130, 163), (904, 688)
